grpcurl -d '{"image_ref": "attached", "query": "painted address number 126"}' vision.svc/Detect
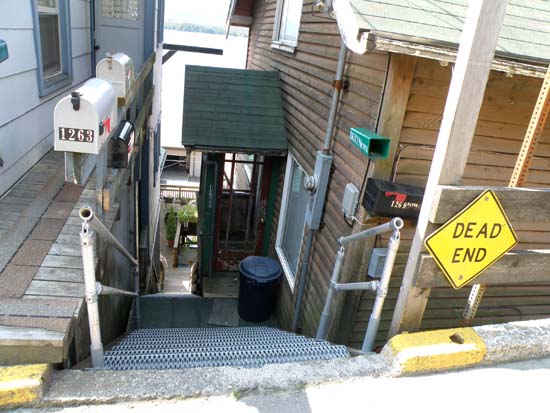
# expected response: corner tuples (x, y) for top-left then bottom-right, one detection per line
(59, 127), (94, 143)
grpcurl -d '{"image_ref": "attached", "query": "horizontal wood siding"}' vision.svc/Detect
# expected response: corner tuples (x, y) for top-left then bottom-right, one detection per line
(247, 0), (388, 335)
(349, 59), (550, 349)
(0, 0), (92, 196)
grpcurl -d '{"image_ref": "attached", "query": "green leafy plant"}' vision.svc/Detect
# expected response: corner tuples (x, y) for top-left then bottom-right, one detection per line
(178, 204), (198, 224)
(166, 207), (177, 241)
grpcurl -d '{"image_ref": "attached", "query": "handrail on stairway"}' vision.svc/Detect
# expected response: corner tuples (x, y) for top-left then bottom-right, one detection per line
(316, 217), (403, 353)
(79, 206), (140, 368)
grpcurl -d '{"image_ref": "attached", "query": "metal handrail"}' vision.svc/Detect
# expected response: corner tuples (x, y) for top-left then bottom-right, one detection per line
(316, 217), (404, 353)
(79, 206), (140, 368)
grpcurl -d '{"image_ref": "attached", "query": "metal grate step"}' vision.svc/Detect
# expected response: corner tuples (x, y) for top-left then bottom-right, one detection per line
(104, 327), (349, 370)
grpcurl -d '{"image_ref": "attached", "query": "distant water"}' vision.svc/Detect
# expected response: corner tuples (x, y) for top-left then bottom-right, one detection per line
(161, 30), (248, 148)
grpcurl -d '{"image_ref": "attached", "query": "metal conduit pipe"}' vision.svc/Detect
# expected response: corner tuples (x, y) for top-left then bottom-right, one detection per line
(79, 206), (139, 268)
(291, 229), (315, 332)
(292, 39), (348, 332)
(322, 39), (348, 153)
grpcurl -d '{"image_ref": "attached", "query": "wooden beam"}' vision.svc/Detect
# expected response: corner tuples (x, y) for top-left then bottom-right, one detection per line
(430, 186), (550, 224)
(509, 65), (550, 187)
(332, 53), (417, 344)
(388, 0), (509, 337)
(118, 52), (156, 107)
(416, 250), (550, 288)
(173, 220), (182, 268)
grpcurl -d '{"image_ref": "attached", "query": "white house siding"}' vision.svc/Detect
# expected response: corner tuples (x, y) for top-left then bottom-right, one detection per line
(0, 0), (92, 196)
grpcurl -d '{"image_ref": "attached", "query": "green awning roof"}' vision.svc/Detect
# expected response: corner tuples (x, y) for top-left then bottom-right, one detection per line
(334, 0), (550, 64)
(182, 65), (287, 154)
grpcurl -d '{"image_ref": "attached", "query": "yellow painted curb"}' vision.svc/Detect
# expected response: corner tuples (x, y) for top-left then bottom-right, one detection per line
(383, 328), (487, 375)
(0, 364), (51, 409)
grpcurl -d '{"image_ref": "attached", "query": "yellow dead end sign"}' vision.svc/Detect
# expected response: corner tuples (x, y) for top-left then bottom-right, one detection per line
(425, 190), (518, 289)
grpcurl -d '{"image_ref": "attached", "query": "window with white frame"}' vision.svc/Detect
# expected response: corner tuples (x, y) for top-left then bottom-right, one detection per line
(276, 155), (310, 288)
(272, 0), (303, 52)
(102, 0), (140, 21)
(33, 0), (72, 96)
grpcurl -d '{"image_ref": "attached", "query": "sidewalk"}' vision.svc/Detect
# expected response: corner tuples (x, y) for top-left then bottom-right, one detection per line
(3, 316), (550, 410)
(17, 357), (550, 412)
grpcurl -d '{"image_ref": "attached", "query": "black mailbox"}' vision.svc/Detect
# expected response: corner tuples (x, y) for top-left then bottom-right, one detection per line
(362, 178), (424, 219)
(108, 121), (134, 169)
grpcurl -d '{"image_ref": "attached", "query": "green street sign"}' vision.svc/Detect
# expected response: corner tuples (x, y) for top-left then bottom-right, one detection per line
(349, 128), (390, 159)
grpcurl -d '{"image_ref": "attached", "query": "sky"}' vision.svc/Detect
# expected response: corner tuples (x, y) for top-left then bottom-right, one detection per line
(164, 0), (231, 26)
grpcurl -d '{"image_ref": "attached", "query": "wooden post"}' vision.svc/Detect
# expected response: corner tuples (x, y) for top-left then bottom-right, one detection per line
(332, 53), (417, 343)
(388, 0), (509, 337)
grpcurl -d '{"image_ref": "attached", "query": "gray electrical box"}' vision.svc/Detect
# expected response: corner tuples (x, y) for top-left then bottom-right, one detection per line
(368, 248), (388, 278)
(305, 151), (332, 230)
(342, 183), (359, 218)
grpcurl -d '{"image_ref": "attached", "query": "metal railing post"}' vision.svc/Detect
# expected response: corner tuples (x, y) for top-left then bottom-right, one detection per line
(315, 217), (404, 352)
(79, 206), (143, 367)
(79, 221), (105, 368)
(361, 225), (401, 352)
(79, 207), (139, 268)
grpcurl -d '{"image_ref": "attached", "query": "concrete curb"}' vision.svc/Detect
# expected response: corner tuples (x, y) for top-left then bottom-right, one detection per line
(382, 318), (550, 375)
(0, 364), (52, 410)
(7, 318), (550, 408)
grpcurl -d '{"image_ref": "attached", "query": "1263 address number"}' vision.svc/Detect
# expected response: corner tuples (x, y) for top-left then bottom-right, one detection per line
(59, 127), (94, 143)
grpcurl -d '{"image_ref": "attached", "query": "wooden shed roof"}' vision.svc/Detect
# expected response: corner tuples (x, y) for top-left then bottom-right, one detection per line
(335, 0), (550, 66)
(182, 65), (287, 154)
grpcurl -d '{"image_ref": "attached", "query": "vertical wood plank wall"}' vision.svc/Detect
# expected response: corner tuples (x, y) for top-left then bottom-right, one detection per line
(247, 0), (389, 337)
(349, 59), (550, 348)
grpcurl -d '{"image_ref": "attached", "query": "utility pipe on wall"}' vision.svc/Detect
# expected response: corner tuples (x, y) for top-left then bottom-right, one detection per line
(292, 39), (348, 332)
(323, 41), (347, 153)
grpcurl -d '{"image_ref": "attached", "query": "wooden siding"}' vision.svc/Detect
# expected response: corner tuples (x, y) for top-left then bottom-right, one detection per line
(248, 0), (550, 350)
(247, 0), (388, 337)
(0, 0), (92, 197)
(348, 59), (550, 349)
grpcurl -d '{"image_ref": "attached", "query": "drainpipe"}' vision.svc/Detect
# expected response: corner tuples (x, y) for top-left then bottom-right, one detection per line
(323, 41), (347, 153)
(292, 39), (347, 332)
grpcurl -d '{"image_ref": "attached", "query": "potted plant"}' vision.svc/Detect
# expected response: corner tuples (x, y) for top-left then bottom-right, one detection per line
(166, 208), (177, 248)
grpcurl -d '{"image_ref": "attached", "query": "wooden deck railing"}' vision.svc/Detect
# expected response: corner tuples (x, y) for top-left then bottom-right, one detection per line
(160, 184), (199, 201)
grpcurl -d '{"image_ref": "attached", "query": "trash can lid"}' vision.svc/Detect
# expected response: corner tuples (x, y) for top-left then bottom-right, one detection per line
(239, 256), (281, 283)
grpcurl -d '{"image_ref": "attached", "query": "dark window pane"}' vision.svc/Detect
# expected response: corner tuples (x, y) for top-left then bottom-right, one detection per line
(39, 14), (61, 78)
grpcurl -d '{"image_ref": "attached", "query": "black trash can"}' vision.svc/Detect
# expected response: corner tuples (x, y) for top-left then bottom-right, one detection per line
(238, 256), (282, 322)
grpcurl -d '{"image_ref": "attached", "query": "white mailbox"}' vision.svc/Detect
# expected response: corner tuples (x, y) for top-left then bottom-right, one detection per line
(54, 78), (117, 155)
(96, 53), (134, 99)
